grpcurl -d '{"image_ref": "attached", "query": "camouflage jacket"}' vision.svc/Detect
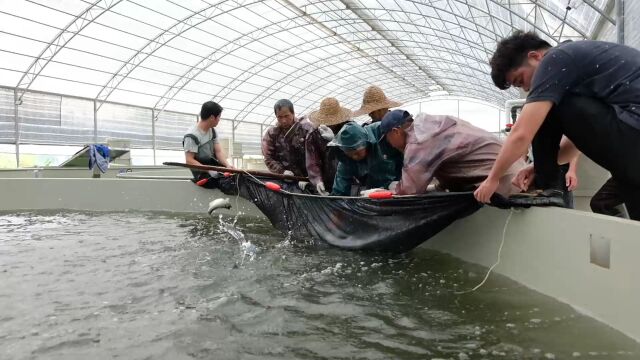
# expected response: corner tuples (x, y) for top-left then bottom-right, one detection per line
(261, 118), (315, 176)
(305, 128), (339, 191)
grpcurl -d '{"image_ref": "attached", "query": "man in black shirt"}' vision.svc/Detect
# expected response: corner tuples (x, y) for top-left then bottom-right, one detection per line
(474, 31), (640, 220)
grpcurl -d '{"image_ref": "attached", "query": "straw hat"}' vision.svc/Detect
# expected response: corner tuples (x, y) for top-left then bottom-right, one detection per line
(308, 97), (353, 126)
(354, 85), (402, 116)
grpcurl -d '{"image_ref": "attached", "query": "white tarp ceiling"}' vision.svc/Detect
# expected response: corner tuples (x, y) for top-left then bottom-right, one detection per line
(0, 0), (613, 124)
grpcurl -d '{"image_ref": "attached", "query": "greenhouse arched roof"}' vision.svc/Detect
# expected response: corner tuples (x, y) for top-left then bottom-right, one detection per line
(0, 0), (614, 124)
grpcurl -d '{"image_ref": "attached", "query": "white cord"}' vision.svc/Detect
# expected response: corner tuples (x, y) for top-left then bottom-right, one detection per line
(456, 208), (515, 294)
(234, 174), (241, 216)
(240, 169), (267, 186)
(282, 121), (299, 139)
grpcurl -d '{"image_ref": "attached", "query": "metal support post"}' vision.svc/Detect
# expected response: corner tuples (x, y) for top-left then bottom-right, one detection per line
(14, 89), (20, 167)
(93, 100), (98, 143)
(230, 119), (235, 157)
(616, 0), (625, 44)
(151, 110), (156, 165)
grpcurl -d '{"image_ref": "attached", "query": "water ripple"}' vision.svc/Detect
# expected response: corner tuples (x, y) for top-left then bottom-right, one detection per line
(0, 210), (638, 359)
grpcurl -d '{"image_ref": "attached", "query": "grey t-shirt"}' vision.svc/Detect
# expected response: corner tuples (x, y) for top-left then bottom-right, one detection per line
(183, 124), (218, 153)
(527, 40), (640, 130)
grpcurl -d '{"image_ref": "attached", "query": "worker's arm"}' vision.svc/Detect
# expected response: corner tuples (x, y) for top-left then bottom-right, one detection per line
(185, 151), (202, 166)
(474, 100), (553, 203)
(213, 142), (232, 168)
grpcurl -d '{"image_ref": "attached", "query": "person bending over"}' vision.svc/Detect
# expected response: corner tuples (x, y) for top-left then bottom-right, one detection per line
(380, 110), (524, 196)
(474, 31), (640, 220)
(329, 121), (403, 196)
(305, 97), (352, 195)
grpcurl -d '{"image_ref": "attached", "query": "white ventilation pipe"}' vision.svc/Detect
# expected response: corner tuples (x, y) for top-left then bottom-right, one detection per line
(504, 99), (526, 126)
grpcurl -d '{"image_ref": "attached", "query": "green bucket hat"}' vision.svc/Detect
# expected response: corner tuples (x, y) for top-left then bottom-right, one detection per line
(327, 121), (370, 151)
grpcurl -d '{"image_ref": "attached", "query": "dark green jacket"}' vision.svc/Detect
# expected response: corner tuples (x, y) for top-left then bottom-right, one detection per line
(329, 122), (403, 196)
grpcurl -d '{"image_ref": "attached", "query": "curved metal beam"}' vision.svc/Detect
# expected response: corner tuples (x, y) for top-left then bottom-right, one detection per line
(231, 28), (509, 123)
(589, 0), (616, 39)
(396, 0), (501, 55)
(214, 17), (496, 108)
(340, 0), (498, 90)
(289, 70), (510, 122)
(15, 0), (124, 103)
(269, 68), (514, 124)
(141, 31), (496, 115)
(11, 0), (598, 126)
(155, 1), (502, 119)
(582, 0), (615, 24)
(12, 37), (486, 110)
(242, 53), (505, 125)
(526, 0), (587, 38)
(152, 6), (507, 118)
(324, 6), (495, 55)
(286, 82), (509, 126)
(93, 0), (263, 111)
(277, 0), (429, 97)
(6, 4), (494, 98)
(251, 58), (511, 125)
(340, 0), (448, 92)
(156, 0), (498, 119)
(266, 79), (509, 127)
(484, 0), (574, 41)
(263, 81), (504, 126)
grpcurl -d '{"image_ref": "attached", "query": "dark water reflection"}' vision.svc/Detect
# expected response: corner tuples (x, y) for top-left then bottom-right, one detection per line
(0, 211), (638, 360)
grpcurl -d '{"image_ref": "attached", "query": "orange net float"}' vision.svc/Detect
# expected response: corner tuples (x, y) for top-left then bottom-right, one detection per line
(223, 172), (232, 177)
(196, 178), (209, 186)
(265, 181), (282, 192)
(368, 191), (393, 199)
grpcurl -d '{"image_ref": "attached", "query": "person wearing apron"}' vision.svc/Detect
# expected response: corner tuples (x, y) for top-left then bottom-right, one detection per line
(183, 101), (233, 190)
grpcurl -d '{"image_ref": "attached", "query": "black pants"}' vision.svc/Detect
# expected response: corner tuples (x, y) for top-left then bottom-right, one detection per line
(532, 96), (640, 220)
(558, 164), (574, 209)
(590, 177), (627, 218)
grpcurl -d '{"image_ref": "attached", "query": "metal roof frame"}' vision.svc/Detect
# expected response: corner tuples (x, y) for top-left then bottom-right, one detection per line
(0, 0), (612, 125)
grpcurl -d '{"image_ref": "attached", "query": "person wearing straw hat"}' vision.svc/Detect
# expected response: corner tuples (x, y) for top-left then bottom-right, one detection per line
(328, 121), (403, 196)
(306, 97), (353, 195)
(355, 85), (402, 124)
(261, 99), (315, 177)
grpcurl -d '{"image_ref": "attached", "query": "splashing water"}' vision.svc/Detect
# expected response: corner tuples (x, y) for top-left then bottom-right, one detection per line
(276, 230), (294, 248)
(240, 241), (257, 264)
(218, 214), (258, 265)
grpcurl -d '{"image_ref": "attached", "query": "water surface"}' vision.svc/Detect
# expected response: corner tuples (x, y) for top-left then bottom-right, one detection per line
(1, 211), (638, 359)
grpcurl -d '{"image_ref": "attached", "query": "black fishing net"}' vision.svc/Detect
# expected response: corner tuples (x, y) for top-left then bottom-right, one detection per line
(209, 174), (565, 253)
(236, 176), (480, 252)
